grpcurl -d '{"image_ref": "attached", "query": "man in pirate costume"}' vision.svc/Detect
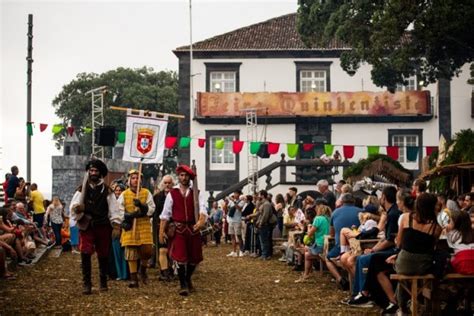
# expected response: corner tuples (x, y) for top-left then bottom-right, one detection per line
(159, 165), (207, 296)
(70, 159), (121, 295)
(118, 169), (156, 288)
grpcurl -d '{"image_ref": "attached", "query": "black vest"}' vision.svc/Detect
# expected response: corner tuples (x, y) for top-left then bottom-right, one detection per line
(84, 184), (110, 226)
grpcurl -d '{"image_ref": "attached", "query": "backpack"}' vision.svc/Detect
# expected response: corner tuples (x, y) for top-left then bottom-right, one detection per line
(268, 205), (278, 225)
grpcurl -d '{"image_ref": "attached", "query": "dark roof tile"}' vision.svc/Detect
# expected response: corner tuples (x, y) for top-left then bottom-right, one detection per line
(175, 13), (349, 52)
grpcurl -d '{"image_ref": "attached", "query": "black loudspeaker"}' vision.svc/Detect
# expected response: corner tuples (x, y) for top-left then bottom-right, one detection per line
(94, 126), (116, 146)
(257, 143), (270, 159)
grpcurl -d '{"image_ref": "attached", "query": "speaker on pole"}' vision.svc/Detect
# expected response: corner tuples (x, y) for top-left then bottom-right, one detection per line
(94, 126), (116, 146)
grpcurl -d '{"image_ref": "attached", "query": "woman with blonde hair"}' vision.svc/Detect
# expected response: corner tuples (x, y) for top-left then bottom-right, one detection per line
(44, 196), (66, 248)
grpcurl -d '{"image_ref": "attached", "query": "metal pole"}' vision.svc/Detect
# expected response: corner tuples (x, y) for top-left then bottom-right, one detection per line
(189, 0), (194, 117)
(26, 14), (33, 182)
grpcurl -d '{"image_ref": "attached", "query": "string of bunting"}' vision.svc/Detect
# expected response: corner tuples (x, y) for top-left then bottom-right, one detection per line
(25, 123), (438, 161)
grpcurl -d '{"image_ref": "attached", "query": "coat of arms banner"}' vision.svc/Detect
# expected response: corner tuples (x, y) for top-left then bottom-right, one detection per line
(122, 111), (168, 164)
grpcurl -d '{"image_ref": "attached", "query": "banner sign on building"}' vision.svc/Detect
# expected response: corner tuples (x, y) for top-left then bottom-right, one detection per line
(197, 91), (430, 117)
(123, 112), (168, 164)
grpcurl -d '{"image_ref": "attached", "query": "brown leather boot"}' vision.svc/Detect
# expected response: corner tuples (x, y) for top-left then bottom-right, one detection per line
(128, 273), (139, 288)
(140, 265), (148, 285)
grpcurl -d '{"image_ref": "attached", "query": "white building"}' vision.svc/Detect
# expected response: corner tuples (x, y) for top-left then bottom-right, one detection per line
(173, 13), (473, 199)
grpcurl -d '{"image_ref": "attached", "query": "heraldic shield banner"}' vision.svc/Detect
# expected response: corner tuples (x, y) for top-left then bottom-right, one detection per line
(122, 113), (168, 164)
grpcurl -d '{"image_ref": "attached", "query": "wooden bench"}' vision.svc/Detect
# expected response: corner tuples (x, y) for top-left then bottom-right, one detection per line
(390, 273), (474, 316)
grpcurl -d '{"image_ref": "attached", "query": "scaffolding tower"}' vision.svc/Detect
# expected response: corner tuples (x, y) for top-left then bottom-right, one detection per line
(242, 108), (262, 194)
(85, 86), (107, 159)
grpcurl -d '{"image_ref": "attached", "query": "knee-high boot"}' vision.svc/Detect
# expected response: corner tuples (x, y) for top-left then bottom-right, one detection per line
(140, 264), (148, 285)
(81, 253), (92, 295)
(186, 264), (196, 292)
(177, 264), (188, 296)
(98, 257), (108, 291)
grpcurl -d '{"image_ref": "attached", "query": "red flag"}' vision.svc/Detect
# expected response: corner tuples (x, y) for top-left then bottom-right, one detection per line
(198, 138), (206, 148)
(302, 143), (315, 152)
(343, 145), (354, 159)
(426, 146), (437, 156)
(386, 146), (399, 160)
(267, 142), (280, 154)
(67, 126), (75, 136)
(165, 136), (177, 149)
(39, 123), (48, 132)
(232, 140), (244, 154)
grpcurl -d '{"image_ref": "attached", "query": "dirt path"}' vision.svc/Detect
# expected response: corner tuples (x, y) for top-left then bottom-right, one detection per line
(0, 244), (379, 315)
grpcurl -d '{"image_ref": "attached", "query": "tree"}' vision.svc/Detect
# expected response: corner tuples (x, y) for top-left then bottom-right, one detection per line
(297, 0), (474, 91)
(52, 67), (179, 156)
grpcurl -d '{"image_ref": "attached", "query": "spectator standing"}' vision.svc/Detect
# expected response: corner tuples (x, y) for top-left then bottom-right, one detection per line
(111, 183), (128, 281)
(226, 190), (245, 257)
(256, 190), (276, 260)
(44, 196), (66, 248)
(210, 201), (223, 246)
(274, 194), (285, 236)
(6, 166), (19, 203)
(29, 183), (45, 228)
(3, 173), (11, 205)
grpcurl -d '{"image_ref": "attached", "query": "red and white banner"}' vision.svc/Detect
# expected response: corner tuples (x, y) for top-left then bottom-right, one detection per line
(122, 111), (168, 164)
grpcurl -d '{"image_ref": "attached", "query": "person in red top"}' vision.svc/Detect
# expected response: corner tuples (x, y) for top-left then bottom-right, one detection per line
(159, 165), (207, 296)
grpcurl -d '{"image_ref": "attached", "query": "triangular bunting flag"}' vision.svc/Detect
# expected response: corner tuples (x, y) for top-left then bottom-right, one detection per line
(198, 138), (206, 148)
(83, 127), (92, 134)
(179, 137), (191, 148)
(67, 126), (75, 137)
(287, 144), (299, 158)
(215, 139), (225, 150)
(426, 146), (437, 156)
(386, 146), (399, 161)
(324, 144), (334, 156)
(343, 145), (354, 159)
(250, 142), (262, 155)
(117, 131), (126, 144)
(165, 136), (177, 149)
(406, 146), (419, 162)
(232, 140), (244, 154)
(39, 123), (48, 132)
(302, 144), (315, 152)
(267, 142), (280, 155)
(367, 146), (380, 156)
(52, 124), (64, 135)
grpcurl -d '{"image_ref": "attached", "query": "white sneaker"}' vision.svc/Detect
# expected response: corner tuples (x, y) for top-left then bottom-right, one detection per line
(226, 251), (237, 257)
(238, 251), (244, 257)
(242, 251), (249, 256)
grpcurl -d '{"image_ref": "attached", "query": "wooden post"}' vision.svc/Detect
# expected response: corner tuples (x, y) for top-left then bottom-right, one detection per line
(131, 162), (143, 239)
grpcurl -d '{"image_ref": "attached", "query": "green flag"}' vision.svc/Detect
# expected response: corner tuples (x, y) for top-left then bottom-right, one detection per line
(117, 131), (126, 144)
(324, 144), (334, 156)
(215, 139), (225, 149)
(287, 144), (299, 158)
(52, 124), (63, 135)
(250, 142), (262, 155)
(367, 146), (380, 156)
(26, 122), (33, 136)
(83, 127), (92, 134)
(179, 137), (191, 148)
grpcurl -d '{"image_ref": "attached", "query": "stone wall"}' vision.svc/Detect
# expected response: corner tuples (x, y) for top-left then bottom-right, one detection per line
(52, 155), (138, 214)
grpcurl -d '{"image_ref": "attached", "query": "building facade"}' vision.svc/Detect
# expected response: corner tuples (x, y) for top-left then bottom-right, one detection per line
(173, 13), (473, 197)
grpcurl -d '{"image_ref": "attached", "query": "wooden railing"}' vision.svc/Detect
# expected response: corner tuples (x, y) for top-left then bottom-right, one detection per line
(212, 154), (352, 201)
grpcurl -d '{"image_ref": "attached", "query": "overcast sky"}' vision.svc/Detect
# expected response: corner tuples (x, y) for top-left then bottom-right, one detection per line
(0, 0), (297, 197)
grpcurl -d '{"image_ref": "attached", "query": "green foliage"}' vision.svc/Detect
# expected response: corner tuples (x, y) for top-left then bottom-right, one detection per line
(343, 154), (409, 180)
(443, 129), (474, 165)
(52, 67), (179, 155)
(297, 0), (474, 91)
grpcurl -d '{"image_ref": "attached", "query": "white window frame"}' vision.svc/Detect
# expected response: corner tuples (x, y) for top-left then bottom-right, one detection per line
(300, 70), (327, 92)
(396, 76), (417, 91)
(392, 134), (419, 169)
(210, 71), (236, 93)
(209, 135), (236, 171)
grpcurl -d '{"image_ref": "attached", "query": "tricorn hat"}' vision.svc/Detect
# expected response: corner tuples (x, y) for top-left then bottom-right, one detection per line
(176, 164), (195, 179)
(85, 159), (108, 177)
